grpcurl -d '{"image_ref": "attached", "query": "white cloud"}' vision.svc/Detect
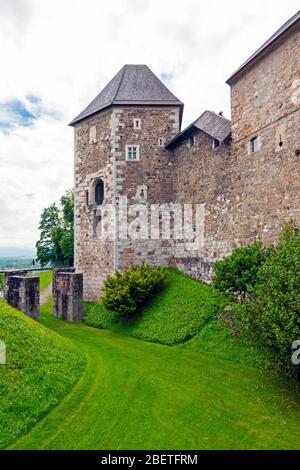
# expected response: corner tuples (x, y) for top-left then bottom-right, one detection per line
(0, 0), (299, 253)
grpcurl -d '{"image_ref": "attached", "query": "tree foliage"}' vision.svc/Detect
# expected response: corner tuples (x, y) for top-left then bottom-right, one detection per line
(241, 221), (300, 366)
(36, 190), (74, 267)
(212, 240), (270, 299)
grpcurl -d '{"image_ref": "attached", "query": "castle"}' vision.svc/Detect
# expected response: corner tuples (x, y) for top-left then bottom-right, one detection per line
(70, 12), (300, 301)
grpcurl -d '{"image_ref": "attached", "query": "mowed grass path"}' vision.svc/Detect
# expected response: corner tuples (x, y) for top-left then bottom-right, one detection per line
(9, 299), (300, 450)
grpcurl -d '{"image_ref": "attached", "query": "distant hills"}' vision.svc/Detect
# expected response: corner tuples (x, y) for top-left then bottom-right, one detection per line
(0, 257), (36, 270)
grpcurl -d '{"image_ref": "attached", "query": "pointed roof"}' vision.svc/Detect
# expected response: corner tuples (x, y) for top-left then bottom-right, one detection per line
(166, 110), (231, 149)
(70, 64), (183, 126)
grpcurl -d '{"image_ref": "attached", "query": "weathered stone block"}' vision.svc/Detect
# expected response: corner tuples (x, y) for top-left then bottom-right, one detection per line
(4, 272), (40, 320)
(52, 269), (83, 322)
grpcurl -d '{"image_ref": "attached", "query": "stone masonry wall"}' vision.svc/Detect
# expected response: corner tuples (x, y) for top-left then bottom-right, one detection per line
(228, 25), (300, 245)
(230, 24), (300, 142)
(52, 268), (83, 322)
(74, 23), (300, 300)
(74, 109), (116, 301)
(4, 272), (40, 320)
(171, 129), (232, 280)
(74, 105), (182, 300)
(113, 106), (181, 272)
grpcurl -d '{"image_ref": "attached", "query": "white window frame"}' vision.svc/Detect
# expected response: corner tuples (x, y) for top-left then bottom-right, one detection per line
(212, 138), (220, 150)
(133, 118), (141, 130)
(126, 145), (140, 161)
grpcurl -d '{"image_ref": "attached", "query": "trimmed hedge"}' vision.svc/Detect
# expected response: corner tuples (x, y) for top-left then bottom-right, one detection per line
(101, 263), (166, 317)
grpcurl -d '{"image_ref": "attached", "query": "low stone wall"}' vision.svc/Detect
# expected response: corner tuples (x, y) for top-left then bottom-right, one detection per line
(52, 268), (83, 322)
(3, 271), (40, 320)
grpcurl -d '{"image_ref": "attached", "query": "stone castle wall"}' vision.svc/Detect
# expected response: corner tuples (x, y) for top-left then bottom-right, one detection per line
(74, 109), (116, 300)
(170, 129), (232, 280)
(113, 106), (181, 272)
(228, 24), (300, 246)
(74, 24), (300, 301)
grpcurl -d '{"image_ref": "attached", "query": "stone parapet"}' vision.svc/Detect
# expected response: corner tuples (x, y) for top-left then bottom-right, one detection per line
(52, 268), (83, 322)
(4, 272), (40, 320)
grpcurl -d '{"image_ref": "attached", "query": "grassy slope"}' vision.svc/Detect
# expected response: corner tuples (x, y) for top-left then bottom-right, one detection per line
(0, 299), (84, 449)
(37, 271), (52, 290)
(85, 269), (227, 345)
(8, 299), (300, 450)
(8, 272), (300, 451)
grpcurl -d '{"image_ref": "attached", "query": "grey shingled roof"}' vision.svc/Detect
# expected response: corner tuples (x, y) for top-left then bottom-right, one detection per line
(227, 11), (300, 84)
(70, 64), (183, 126)
(165, 110), (231, 148)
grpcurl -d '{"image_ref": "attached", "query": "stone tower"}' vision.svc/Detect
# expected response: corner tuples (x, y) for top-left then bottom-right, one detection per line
(70, 65), (183, 301)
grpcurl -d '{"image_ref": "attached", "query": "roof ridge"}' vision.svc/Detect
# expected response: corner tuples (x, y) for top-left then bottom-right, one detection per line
(227, 10), (300, 84)
(206, 110), (231, 122)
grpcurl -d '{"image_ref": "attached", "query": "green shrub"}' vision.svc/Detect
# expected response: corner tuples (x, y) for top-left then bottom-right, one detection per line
(239, 221), (300, 366)
(0, 273), (3, 291)
(84, 302), (118, 329)
(102, 263), (166, 317)
(212, 240), (270, 299)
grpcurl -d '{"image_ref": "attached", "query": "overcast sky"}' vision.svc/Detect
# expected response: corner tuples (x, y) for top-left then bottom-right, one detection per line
(0, 0), (299, 256)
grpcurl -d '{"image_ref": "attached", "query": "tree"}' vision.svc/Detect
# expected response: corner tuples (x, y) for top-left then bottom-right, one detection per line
(36, 190), (74, 267)
(241, 221), (300, 367)
(212, 240), (270, 300)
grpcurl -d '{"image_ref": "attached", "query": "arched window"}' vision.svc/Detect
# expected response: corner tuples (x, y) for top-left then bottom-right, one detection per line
(95, 179), (104, 205)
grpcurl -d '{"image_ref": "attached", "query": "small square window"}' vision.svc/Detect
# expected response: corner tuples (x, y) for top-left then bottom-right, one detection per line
(126, 145), (140, 161)
(250, 136), (258, 154)
(212, 138), (220, 149)
(133, 119), (141, 129)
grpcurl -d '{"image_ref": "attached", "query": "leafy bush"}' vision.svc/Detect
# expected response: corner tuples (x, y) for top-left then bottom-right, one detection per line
(0, 273), (3, 291)
(212, 240), (270, 299)
(239, 221), (300, 367)
(83, 303), (118, 329)
(84, 269), (227, 345)
(101, 263), (166, 317)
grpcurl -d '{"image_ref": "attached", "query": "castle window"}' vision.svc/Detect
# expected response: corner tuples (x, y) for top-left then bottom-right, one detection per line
(213, 138), (220, 149)
(250, 136), (258, 154)
(189, 135), (196, 147)
(133, 119), (141, 130)
(126, 145), (140, 161)
(89, 125), (97, 144)
(158, 137), (165, 147)
(95, 179), (104, 205)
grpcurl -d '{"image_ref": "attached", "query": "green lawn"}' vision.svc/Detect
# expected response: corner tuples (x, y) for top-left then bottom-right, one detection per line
(36, 271), (52, 290)
(0, 300), (84, 449)
(84, 269), (227, 345)
(5, 279), (300, 450)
